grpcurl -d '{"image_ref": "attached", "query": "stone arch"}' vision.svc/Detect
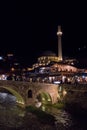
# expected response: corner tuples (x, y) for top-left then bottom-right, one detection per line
(0, 86), (25, 107)
(28, 89), (33, 98)
(36, 92), (52, 104)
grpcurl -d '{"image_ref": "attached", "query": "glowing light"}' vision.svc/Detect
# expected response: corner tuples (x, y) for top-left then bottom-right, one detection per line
(53, 81), (61, 84)
(0, 56), (3, 60)
(7, 53), (13, 57)
(63, 90), (67, 96)
(57, 31), (63, 35)
(35, 102), (42, 108)
(11, 67), (15, 71)
(41, 105), (46, 111)
(48, 98), (51, 101)
(42, 97), (45, 100)
(16, 100), (24, 105)
(0, 93), (7, 99)
(0, 74), (7, 80)
(82, 75), (85, 78)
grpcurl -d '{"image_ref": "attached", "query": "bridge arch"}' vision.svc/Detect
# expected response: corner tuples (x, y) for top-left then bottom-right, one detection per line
(0, 86), (25, 107)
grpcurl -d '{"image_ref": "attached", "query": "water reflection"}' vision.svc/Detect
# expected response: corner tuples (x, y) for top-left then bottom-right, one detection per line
(0, 92), (25, 129)
(0, 92), (16, 106)
(40, 105), (73, 129)
(0, 93), (56, 129)
(40, 104), (87, 130)
(0, 105), (25, 127)
(0, 93), (87, 130)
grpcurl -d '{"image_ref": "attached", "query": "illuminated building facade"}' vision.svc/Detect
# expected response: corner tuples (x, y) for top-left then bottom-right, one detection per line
(32, 51), (78, 73)
(31, 25), (78, 74)
(0, 53), (22, 79)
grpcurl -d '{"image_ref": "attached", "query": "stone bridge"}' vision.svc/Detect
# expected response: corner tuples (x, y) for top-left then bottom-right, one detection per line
(0, 80), (59, 107)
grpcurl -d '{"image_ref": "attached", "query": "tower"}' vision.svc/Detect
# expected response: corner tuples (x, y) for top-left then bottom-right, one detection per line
(57, 25), (63, 61)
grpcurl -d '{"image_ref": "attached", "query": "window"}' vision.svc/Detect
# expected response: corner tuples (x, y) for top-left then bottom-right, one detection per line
(28, 90), (32, 98)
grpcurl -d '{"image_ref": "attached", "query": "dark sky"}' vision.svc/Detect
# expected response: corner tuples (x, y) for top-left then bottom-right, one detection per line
(1, 1), (87, 67)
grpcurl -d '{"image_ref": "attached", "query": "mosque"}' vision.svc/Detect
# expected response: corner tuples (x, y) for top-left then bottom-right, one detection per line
(31, 26), (78, 73)
(27, 26), (87, 84)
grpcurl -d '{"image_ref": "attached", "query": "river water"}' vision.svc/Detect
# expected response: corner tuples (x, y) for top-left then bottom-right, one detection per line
(0, 93), (87, 130)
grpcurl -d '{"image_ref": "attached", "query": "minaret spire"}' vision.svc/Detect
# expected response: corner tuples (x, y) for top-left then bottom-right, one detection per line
(57, 25), (63, 61)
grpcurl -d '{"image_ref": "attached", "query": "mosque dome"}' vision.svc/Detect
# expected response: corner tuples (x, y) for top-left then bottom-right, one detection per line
(41, 51), (57, 56)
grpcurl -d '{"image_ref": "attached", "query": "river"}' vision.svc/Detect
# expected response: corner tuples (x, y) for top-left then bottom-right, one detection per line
(0, 92), (87, 130)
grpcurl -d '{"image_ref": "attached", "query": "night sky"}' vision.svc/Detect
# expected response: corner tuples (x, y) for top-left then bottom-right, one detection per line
(1, 1), (87, 67)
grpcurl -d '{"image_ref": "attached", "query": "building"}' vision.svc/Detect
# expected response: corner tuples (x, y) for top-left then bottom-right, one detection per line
(25, 26), (87, 83)
(0, 53), (22, 80)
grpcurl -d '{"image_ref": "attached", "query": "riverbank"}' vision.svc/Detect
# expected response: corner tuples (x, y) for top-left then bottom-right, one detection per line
(62, 84), (87, 116)
(64, 102), (87, 117)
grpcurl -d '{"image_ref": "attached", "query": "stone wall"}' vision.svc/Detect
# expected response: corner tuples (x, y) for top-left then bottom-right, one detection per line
(62, 84), (87, 115)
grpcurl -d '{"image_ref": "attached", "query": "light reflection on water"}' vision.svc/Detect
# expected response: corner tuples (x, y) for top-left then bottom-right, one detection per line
(0, 92), (16, 106)
(40, 105), (73, 129)
(0, 92), (25, 129)
(40, 104), (87, 130)
(0, 93), (87, 130)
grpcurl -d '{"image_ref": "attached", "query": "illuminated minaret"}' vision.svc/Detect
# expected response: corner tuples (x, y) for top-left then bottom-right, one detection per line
(57, 25), (63, 61)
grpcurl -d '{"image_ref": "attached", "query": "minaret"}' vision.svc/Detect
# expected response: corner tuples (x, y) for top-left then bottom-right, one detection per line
(57, 25), (63, 61)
